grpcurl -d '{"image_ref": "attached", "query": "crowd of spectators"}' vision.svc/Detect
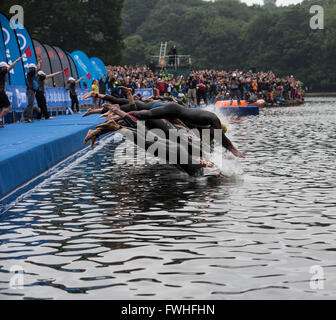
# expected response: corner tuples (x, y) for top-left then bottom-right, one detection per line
(102, 65), (305, 107)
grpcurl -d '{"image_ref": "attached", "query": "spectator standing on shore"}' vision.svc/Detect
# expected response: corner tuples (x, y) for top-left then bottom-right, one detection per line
(99, 76), (107, 107)
(66, 76), (85, 113)
(23, 56), (42, 123)
(187, 74), (197, 106)
(197, 76), (207, 106)
(157, 78), (167, 96)
(230, 73), (241, 103)
(35, 70), (63, 120)
(0, 56), (24, 128)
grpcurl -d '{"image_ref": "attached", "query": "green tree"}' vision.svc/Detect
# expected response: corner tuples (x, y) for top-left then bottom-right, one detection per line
(0, 0), (124, 64)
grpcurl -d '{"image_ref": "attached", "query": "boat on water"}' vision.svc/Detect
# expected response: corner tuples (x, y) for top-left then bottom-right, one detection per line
(214, 99), (264, 116)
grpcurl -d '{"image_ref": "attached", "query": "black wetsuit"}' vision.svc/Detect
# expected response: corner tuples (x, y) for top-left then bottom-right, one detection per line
(119, 114), (208, 176)
(131, 103), (234, 151)
(101, 94), (163, 113)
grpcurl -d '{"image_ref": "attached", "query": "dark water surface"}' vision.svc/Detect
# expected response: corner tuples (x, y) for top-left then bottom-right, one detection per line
(0, 97), (335, 300)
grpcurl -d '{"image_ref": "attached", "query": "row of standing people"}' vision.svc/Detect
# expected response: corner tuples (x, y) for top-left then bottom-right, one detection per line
(100, 66), (304, 107)
(0, 55), (85, 127)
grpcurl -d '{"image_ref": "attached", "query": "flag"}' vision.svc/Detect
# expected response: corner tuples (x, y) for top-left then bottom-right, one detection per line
(24, 46), (32, 58)
(86, 73), (91, 80)
(64, 68), (69, 77)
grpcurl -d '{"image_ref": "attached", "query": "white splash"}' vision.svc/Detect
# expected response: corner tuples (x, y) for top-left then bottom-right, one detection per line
(205, 104), (245, 179)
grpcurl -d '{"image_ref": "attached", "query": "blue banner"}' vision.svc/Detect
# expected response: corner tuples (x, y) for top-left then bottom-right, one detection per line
(66, 52), (79, 80)
(0, 25), (7, 64)
(14, 20), (37, 75)
(135, 89), (154, 99)
(0, 22), (9, 87)
(0, 13), (26, 86)
(6, 86), (93, 111)
(71, 51), (98, 89)
(90, 57), (106, 80)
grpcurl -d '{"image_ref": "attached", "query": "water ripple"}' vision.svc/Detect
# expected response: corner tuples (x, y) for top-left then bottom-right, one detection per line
(0, 98), (336, 299)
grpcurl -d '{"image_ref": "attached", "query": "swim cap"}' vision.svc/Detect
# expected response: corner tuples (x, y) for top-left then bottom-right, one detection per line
(0, 62), (9, 68)
(221, 123), (228, 134)
(28, 63), (37, 69)
(37, 71), (46, 76)
(68, 77), (75, 81)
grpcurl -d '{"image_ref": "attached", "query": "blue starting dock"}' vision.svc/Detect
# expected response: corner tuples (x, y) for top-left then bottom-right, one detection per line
(0, 114), (103, 200)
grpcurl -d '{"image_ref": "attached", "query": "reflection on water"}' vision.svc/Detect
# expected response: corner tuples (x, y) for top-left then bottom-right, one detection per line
(0, 97), (336, 300)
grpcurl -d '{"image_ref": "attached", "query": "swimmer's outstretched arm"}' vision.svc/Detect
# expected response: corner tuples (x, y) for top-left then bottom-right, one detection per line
(221, 132), (245, 159)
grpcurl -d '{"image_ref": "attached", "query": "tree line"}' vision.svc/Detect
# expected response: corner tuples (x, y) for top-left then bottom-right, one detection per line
(1, 0), (335, 90)
(122, 0), (336, 91)
(0, 0), (124, 66)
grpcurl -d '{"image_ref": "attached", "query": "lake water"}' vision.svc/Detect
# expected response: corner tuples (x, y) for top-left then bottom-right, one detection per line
(0, 97), (335, 300)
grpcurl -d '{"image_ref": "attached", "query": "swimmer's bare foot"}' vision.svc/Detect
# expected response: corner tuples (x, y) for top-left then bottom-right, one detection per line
(99, 111), (121, 123)
(110, 105), (128, 119)
(83, 108), (102, 117)
(84, 129), (102, 150)
(100, 110), (113, 118)
(89, 135), (97, 150)
(84, 130), (99, 144)
(84, 130), (95, 144)
(119, 86), (132, 94)
(101, 103), (113, 109)
(97, 120), (121, 132)
(107, 114), (121, 122)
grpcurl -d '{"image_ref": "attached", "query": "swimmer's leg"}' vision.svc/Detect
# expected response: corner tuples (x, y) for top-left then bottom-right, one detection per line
(83, 108), (104, 117)
(133, 103), (183, 121)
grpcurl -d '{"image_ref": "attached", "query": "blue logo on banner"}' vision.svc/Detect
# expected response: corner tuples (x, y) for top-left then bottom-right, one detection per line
(0, 13), (26, 86)
(15, 21), (37, 74)
(6, 86), (93, 111)
(135, 89), (153, 99)
(90, 57), (106, 80)
(71, 51), (98, 88)
(0, 27), (7, 63)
